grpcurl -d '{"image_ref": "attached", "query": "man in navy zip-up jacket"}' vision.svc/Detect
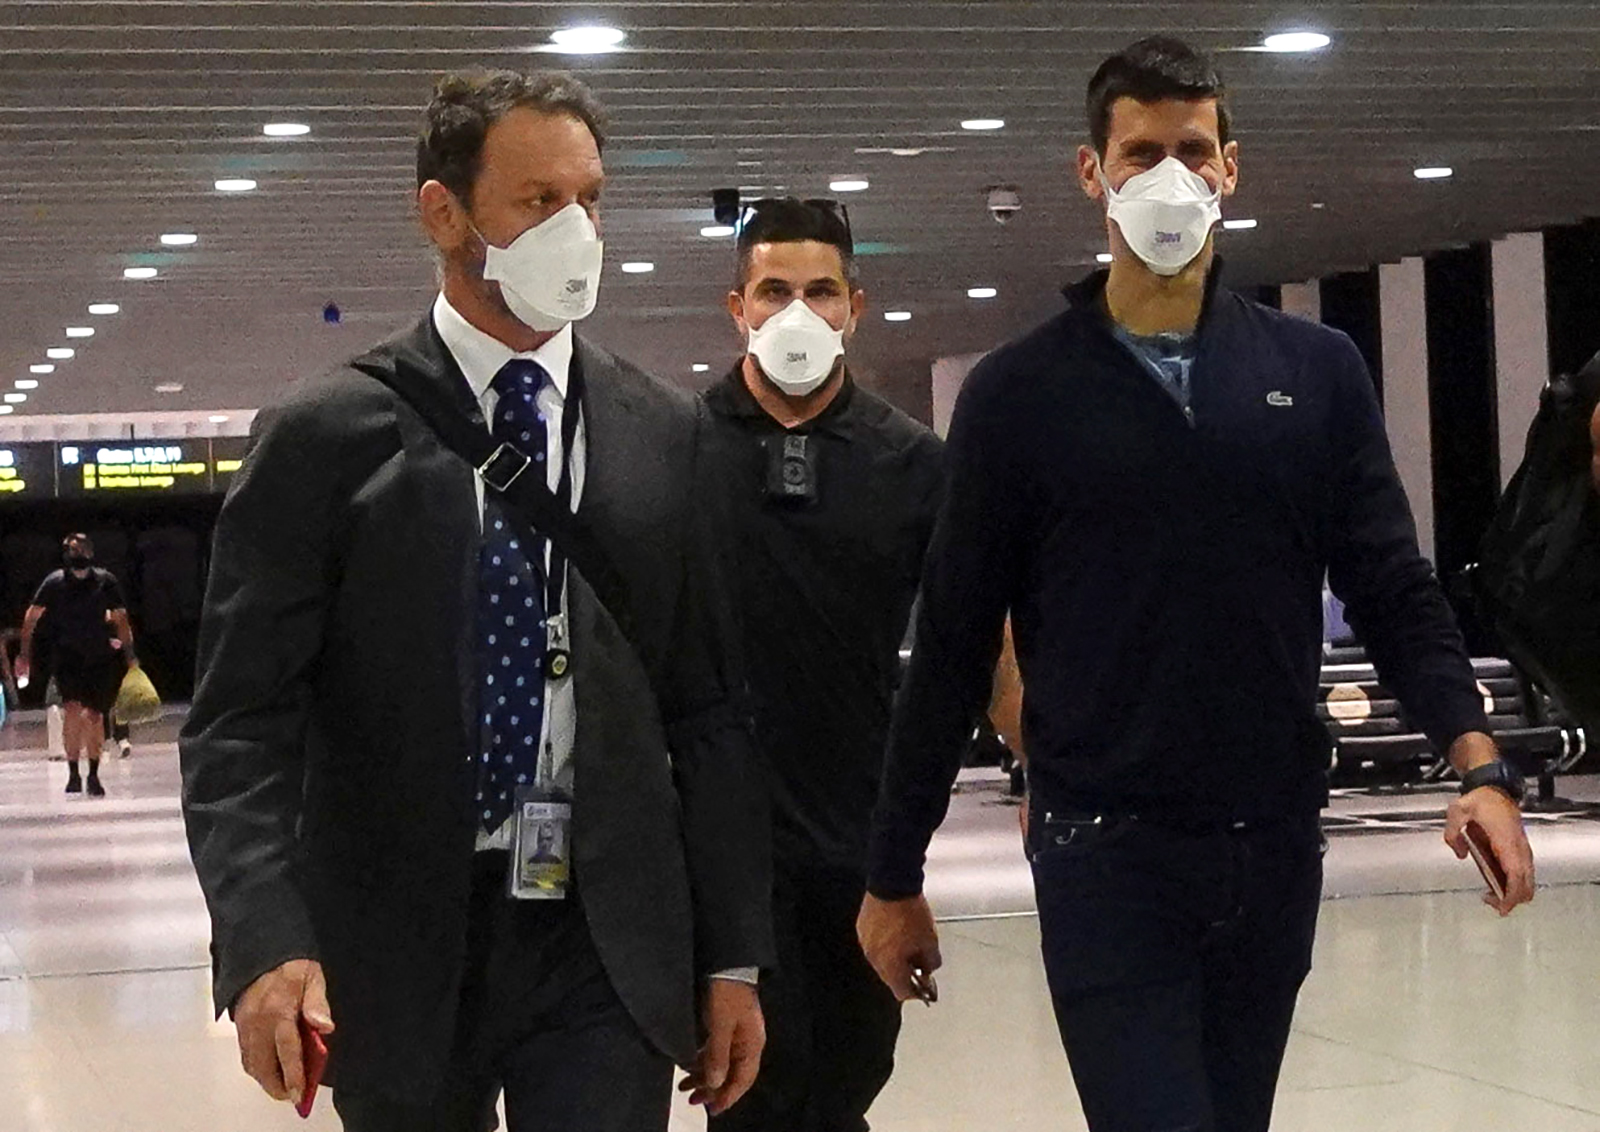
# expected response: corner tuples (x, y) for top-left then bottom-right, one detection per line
(858, 36), (1534, 1132)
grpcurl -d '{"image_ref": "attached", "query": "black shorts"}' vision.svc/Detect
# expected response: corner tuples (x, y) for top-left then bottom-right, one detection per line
(54, 650), (125, 716)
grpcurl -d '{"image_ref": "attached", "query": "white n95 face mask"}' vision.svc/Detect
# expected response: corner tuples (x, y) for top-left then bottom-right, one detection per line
(1100, 156), (1222, 277)
(746, 299), (846, 396)
(479, 203), (604, 332)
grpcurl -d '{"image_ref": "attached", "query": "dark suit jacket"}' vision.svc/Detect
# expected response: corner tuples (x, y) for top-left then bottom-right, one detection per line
(180, 313), (775, 1103)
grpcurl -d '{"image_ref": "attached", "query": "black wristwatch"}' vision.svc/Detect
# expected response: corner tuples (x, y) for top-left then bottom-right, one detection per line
(1459, 759), (1525, 802)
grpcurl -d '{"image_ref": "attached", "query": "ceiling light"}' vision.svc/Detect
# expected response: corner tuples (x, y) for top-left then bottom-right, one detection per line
(547, 25), (626, 53)
(46, 348), (75, 360)
(700, 225), (736, 238)
(884, 311), (912, 322)
(16, 380), (39, 391)
(1261, 31), (1332, 53)
(968, 287), (998, 299)
(829, 179), (870, 193)
(88, 303), (120, 315)
(1222, 219), (1258, 231)
(0, 407), (14, 416)
(620, 261), (655, 274)
(209, 415), (231, 424)
(1414, 166), (1454, 180)
(65, 326), (95, 338)
(215, 178), (258, 192)
(30, 365), (54, 375)
(891, 148), (926, 157)
(1097, 253), (1115, 264)
(961, 119), (1005, 131)
(160, 232), (199, 246)
(263, 122), (311, 137)
(4, 394), (27, 405)
(1310, 202), (1327, 210)
(124, 267), (158, 279)
(692, 364), (710, 373)
(155, 382), (184, 394)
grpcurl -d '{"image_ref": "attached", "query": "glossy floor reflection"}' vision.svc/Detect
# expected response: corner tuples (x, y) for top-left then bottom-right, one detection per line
(4, 721), (1600, 1130)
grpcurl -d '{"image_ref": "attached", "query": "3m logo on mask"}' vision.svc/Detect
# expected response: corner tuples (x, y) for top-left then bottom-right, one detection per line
(1154, 231), (1184, 245)
(786, 351), (809, 364)
(564, 277), (590, 296)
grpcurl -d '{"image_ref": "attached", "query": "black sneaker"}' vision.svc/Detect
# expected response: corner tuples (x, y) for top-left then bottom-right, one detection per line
(65, 775), (83, 795)
(86, 776), (105, 798)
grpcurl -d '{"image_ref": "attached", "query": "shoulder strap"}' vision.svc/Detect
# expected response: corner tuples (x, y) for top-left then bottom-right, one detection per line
(348, 356), (647, 662)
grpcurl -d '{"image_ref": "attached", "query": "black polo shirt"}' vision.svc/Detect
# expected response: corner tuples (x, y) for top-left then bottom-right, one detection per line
(32, 568), (125, 659)
(701, 366), (945, 873)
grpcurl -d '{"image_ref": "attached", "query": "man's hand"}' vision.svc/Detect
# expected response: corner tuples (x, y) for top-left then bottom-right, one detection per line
(858, 892), (942, 1004)
(680, 979), (764, 1116)
(233, 959), (334, 1105)
(1445, 787), (1536, 916)
(15, 656), (29, 688)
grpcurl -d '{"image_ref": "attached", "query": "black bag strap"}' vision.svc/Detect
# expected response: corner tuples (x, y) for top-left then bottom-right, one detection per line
(348, 354), (647, 663)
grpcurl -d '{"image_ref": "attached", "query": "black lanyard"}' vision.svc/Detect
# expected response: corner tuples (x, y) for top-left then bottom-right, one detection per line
(487, 355), (583, 655)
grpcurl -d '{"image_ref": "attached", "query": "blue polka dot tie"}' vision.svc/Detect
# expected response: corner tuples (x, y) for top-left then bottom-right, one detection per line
(474, 358), (552, 832)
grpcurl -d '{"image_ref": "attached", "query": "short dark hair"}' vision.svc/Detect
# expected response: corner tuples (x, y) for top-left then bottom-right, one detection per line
(417, 69), (608, 205)
(1086, 36), (1231, 155)
(734, 198), (857, 292)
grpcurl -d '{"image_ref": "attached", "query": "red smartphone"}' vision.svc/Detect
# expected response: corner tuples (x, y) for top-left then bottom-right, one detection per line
(296, 1017), (329, 1120)
(1463, 820), (1508, 903)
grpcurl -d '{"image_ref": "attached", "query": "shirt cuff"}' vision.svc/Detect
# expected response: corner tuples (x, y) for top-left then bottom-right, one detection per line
(709, 967), (760, 986)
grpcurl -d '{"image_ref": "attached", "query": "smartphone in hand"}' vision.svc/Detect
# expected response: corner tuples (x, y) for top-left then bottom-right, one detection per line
(1463, 819), (1508, 903)
(296, 1016), (329, 1120)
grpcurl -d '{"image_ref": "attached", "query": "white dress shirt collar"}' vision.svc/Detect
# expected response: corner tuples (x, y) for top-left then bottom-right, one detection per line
(431, 291), (574, 402)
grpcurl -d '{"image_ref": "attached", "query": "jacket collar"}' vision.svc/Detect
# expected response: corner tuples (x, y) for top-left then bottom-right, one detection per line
(1062, 258), (1230, 338)
(706, 361), (860, 438)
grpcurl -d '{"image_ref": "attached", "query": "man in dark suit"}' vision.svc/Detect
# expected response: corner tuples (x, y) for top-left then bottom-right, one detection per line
(180, 70), (774, 1132)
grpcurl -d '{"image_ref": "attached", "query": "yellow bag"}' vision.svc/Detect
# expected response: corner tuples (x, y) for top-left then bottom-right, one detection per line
(114, 665), (162, 724)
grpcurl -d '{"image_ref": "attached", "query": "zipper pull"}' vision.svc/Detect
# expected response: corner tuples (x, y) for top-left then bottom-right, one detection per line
(1184, 405), (1196, 428)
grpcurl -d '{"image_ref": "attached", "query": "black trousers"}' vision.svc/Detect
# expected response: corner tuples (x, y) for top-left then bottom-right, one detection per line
(709, 864), (901, 1132)
(1030, 808), (1324, 1132)
(334, 854), (673, 1132)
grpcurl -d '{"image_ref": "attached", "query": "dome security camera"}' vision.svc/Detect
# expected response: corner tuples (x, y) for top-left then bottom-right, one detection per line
(987, 186), (1022, 225)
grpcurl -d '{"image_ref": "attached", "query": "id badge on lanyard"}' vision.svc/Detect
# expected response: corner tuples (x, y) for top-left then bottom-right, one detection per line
(509, 741), (572, 901)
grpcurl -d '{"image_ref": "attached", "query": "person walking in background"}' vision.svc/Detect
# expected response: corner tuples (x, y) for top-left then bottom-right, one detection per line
(18, 534), (136, 796)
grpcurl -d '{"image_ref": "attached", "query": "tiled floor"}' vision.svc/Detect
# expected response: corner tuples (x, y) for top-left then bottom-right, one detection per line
(5, 715), (1600, 1130)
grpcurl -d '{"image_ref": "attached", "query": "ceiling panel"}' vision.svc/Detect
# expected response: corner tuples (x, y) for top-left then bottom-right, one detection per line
(2, 1), (1598, 415)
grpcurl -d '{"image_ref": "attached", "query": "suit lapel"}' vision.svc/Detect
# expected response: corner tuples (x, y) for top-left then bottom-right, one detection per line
(572, 336), (641, 526)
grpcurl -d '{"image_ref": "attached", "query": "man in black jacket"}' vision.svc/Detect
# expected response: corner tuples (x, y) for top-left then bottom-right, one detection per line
(181, 70), (773, 1132)
(699, 198), (944, 1132)
(858, 37), (1535, 1132)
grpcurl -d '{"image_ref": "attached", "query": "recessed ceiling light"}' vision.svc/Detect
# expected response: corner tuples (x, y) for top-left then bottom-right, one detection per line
(46, 348), (75, 360)
(215, 178), (258, 192)
(1222, 219), (1259, 231)
(1261, 31), (1332, 53)
(155, 382), (184, 394)
(700, 225), (736, 239)
(1414, 166), (1454, 180)
(88, 303), (120, 315)
(1097, 253), (1115, 264)
(961, 119), (1006, 131)
(209, 415), (231, 424)
(891, 148), (926, 157)
(4, 394), (27, 404)
(16, 380), (39, 391)
(884, 311), (913, 322)
(968, 287), (998, 299)
(620, 261), (655, 274)
(0, 407), (15, 416)
(30, 364), (54, 375)
(124, 267), (158, 279)
(1310, 202), (1327, 210)
(65, 326), (95, 338)
(692, 364), (711, 373)
(263, 122), (311, 137)
(160, 232), (199, 246)
(547, 25), (626, 53)
(829, 179), (870, 193)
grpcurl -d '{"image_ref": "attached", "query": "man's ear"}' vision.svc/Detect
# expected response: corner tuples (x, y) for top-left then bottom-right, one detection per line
(1221, 140), (1241, 198)
(1077, 145), (1105, 202)
(728, 289), (750, 338)
(418, 180), (470, 254)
